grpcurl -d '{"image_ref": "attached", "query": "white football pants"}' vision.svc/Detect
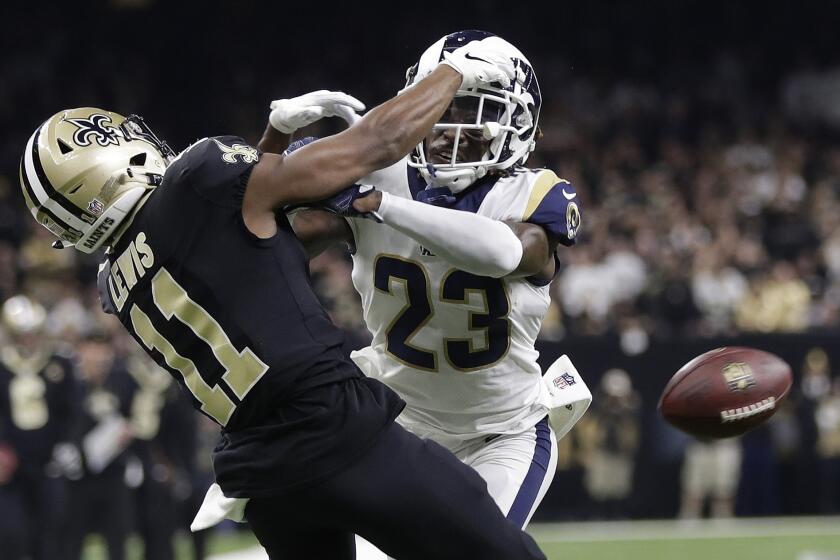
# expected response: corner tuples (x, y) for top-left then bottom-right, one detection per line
(355, 416), (558, 559)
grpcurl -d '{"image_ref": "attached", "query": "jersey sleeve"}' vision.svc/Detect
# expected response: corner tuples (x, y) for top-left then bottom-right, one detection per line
(183, 136), (262, 208)
(522, 171), (582, 247)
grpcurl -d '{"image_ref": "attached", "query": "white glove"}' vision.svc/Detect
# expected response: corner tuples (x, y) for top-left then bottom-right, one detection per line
(269, 90), (365, 134)
(441, 43), (515, 89)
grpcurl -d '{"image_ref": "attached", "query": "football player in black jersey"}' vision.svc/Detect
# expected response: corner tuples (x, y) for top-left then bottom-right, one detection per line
(0, 295), (78, 560)
(64, 332), (136, 560)
(18, 42), (546, 559)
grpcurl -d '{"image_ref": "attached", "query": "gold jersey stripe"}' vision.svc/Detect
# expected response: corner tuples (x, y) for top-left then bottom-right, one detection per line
(522, 170), (568, 221)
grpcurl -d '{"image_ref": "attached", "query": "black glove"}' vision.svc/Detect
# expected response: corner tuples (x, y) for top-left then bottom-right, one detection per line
(415, 186), (456, 207)
(310, 184), (380, 221)
(283, 135), (319, 155)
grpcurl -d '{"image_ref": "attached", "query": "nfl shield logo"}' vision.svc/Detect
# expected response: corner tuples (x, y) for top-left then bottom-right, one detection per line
(88, 199), (105, 215)
(721, 362), (756, 392)
(554, 372), (577, 390)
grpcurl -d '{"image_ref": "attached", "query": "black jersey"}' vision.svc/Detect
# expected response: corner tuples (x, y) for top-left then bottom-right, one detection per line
(74, 364), (137, 478)
(97, 136), (403, 496)
(0, 348), (77, 474)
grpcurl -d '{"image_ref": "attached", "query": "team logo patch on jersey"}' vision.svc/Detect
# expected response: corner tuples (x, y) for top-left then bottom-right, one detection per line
(213, 139), (259, 164)
(554, 372), (577, 389)
(566, 201), (581, 239)
(66, 114), (122, 147)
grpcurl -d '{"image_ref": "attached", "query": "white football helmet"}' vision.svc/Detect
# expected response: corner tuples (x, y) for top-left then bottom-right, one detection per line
(405, 30), (542, 192)
(19, 108), (174, 253)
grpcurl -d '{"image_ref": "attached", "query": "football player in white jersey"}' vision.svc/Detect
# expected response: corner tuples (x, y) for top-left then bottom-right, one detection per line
(285, 30), (589, 534)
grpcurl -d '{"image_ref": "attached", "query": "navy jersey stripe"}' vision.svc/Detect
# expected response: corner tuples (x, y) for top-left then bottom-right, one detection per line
(450, 175), (495, 213)
(506, 416), (552, 527)
(407, 166), (495, 214)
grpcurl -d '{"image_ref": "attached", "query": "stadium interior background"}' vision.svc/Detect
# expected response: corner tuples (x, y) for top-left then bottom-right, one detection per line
(4, 0), (840, 553)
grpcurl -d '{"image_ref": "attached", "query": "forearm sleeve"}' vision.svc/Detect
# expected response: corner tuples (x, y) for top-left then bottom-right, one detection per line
(377, 192), (523, 277)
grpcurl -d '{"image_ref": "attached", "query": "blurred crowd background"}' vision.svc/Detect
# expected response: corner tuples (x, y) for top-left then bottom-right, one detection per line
(4, 0), (840, 558)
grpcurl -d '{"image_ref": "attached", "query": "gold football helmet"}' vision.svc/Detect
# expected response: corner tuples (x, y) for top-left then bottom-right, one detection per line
(1, 295), (46, 336)
(19, 108), (174, 253)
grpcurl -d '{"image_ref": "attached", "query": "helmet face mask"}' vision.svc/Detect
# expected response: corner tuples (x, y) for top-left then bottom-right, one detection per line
(118, 114), (176, 161)
(405, 31), (542, 192)
(19, 108), (173, 253)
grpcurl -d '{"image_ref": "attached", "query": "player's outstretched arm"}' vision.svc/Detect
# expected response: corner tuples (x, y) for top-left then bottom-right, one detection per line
(256, 122), (291, 155)
(258, 90), (366, 154)
(242, 66), (462, 237)
(246, 65), (462, 209)
(243, 45), (515, 238)
(352, 191), (563, 280)
(290, 209), (354, 258)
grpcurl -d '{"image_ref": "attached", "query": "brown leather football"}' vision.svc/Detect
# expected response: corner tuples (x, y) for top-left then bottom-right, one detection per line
(658, 347), (793, 439)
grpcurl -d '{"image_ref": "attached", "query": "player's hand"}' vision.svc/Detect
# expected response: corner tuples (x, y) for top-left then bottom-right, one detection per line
(269, 90), (365, 134)
(441, 44), (515, 89)
(313, 185), (382, 222)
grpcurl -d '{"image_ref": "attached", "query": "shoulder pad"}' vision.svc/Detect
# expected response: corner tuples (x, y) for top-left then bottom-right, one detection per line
(180, 136), (261, 208)
(522, 170), (582, 246)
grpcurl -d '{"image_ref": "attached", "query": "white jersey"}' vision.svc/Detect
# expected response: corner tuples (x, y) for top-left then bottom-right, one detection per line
(348, 159), (580, 438)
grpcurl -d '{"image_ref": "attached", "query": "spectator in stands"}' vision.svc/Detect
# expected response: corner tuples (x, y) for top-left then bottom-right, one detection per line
(679, 439), (742, 519)
(814, 366), (840, 513)
(127, 351), (200, 560)
(65, 333), (135, 560)
(691, 246), (748, 335)
(0, 296), (78, 560)
(578, 369), (641, 518)
(735, 261), (811, 332)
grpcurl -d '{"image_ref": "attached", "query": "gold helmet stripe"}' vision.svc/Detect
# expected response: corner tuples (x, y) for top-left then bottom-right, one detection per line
(22, 126), (91, 232)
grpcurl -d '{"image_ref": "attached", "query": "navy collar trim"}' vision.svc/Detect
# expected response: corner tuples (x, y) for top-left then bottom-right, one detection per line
(406, 166), (496, 214)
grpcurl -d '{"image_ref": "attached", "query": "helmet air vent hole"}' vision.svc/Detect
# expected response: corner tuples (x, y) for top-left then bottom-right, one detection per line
(57, 139), (73, 154)
(129, 153), (147, 166)
(68, 183), (84, 195)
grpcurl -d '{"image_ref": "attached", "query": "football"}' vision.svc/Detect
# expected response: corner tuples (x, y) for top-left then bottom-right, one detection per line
(658, 347), (793, 439)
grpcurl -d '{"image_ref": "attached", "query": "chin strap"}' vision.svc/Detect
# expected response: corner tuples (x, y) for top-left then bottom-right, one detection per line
(51, 168), (161, 251)
(73, 183), (150, 254)
(125, 167), (164, 186)
(419, 165), (486, 192)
